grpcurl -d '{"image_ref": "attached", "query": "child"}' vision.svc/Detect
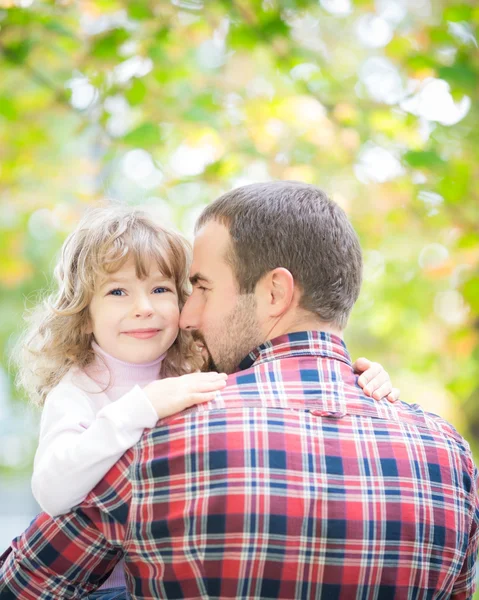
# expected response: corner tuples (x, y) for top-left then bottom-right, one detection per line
(12, 206), (397, 599)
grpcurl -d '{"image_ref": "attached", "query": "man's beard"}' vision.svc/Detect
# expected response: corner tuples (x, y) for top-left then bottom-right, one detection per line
(194, 294), (262, 374)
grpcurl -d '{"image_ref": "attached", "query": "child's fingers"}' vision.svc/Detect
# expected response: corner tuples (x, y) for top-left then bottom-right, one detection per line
(156, 392), (217, 418)
(370, 381), (392, 401)
(182, 372), (227, 384)
(183, 371), (227, 387)
(187, 392), (218, 405)
(191, 378), (228, 393)
(387, 388), (400, 403)
(352, 357), (371, 375)
(357, 362), (381, 389)
(362, 370), (389, 397)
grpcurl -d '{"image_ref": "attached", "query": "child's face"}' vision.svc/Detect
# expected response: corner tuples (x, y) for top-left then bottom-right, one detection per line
(87, 257), (180, 364)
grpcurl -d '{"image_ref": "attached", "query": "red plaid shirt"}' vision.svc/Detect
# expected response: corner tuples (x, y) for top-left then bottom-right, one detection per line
(1, 331), (478, 600)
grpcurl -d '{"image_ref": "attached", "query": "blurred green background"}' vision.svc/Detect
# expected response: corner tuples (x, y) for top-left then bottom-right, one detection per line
(0, 0), (478, 584)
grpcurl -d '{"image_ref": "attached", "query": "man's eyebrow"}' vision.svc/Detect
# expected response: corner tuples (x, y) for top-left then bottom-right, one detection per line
(189, 273), (212, 285)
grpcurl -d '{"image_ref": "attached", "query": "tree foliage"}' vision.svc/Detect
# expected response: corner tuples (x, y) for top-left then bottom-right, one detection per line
(0, 0), (478, 474)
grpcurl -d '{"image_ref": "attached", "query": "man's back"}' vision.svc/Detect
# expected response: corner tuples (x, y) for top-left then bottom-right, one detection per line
(124, 332), (478, 599)
(1, 332), (477, 600)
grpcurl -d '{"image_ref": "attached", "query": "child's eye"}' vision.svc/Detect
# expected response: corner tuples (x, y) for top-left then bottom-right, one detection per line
(108, 288), (125, 296)
(153, 287), (170, 294)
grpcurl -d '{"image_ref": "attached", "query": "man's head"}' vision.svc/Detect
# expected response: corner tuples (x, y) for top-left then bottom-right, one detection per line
(180, 181), (363, 374)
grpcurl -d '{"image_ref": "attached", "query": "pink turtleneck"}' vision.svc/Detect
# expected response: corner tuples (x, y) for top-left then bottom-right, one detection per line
(32, 343), (165, 590)
(88, 341), (166, 401)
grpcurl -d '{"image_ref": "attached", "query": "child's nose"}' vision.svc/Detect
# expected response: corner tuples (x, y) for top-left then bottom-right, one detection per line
(134, 296), (154, 318)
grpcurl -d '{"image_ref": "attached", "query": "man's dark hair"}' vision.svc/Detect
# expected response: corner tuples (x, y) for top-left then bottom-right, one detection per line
(196, 181), (362, 330)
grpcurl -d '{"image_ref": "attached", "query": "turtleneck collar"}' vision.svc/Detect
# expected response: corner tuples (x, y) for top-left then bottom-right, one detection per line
(85, 341), (166, 401)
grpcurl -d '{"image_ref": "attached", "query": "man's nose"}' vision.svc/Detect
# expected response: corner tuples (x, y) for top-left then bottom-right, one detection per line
(179, 296), (198, 331)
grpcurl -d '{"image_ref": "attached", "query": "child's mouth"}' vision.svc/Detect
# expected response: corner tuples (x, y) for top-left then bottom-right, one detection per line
(123, 329), (160, 339)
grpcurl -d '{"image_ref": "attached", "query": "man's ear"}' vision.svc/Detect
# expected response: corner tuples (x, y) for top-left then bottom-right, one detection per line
(259, 267), (296, 318)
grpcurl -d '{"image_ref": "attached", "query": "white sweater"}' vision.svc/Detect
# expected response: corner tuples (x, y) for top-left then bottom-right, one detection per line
(32, 343), (163, 589)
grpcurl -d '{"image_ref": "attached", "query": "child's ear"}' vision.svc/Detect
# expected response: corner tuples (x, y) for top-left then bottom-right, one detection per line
(83, 315), (93, 335)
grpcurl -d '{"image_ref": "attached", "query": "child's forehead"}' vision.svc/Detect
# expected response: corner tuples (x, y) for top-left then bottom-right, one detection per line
(97, 256), (172, 284)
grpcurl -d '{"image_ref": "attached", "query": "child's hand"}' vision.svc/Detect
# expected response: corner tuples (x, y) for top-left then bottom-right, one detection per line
(144, 372), (228, 419)
(353, 357), (400, 403)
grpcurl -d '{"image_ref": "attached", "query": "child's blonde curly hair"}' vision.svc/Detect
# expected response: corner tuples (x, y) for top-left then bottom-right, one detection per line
(14, 206), (203, 406)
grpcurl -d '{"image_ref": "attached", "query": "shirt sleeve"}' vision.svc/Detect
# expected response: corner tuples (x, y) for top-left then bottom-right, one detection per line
(451, 461), (479, 599)
(32, 381), (158, 517)
(0, 449), (133, 600)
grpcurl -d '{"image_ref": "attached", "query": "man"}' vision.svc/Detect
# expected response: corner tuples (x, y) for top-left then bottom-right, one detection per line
(1, 181), (478, 599)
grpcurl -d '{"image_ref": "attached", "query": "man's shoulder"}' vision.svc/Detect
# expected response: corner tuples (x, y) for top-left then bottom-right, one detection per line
(225, 359), (472, 452)
(151, 355), (473, 465)
(401, 401), (471, 450)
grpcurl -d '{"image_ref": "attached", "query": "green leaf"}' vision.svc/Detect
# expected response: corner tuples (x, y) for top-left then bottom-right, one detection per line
(203, 157), (240, 180)
(0, 96), (18, 120)
(438, 64), (477, 92)
(40, 17), (77, 38)
(438, 161), (471, 205)
(128, 2), (153, 20)
(183, 91), (218, 123)
(3, 40), (34, 65)
(148, 44), (167, 64)
(90, 29), (129, 60)
(403, 151), (445, 169)
(229, 25), (260, 50)
(2, 7), (32, 26)
(406, 54), (437, 71)
(386, 36), (414, 60)
(259, 16), (289, 38)
(123, 122), (163, 148)
(429, 26), (454, 44)
(463, 276), (479, 313)
(125, 78), (147, 105)
(458, 232), (479, 249)
(444, 4), (474, 22)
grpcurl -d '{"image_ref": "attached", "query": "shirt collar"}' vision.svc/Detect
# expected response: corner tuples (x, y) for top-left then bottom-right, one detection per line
(238, 330), (352, 371)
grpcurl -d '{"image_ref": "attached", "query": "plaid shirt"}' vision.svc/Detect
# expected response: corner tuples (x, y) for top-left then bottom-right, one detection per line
(1, 331), (478, 600)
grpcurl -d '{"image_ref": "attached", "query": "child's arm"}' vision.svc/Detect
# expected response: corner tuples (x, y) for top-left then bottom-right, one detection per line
(32, 372), (227, 517)
(32, 382), (159, 516)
